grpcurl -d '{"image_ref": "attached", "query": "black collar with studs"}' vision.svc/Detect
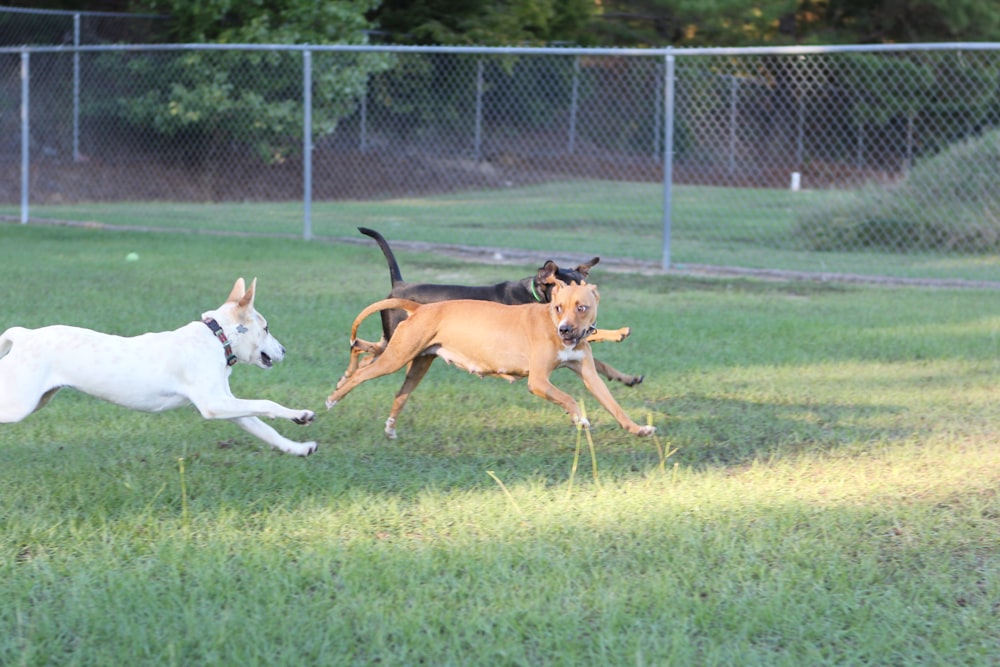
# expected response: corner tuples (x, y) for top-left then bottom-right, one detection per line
(202, 317), (238, 367)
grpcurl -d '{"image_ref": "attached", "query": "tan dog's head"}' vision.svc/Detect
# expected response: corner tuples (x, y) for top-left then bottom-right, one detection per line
(549, 280), (600, 348)
(212, 277), (287, 369)
(533, 256), (600, 302)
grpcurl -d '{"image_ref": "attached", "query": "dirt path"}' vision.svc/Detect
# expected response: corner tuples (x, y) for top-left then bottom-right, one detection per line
(5, 215), (999, 290)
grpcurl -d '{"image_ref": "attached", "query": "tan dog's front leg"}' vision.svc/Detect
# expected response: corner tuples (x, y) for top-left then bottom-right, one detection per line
(527, 375), (587, 428)
(575, 356), (655, 436)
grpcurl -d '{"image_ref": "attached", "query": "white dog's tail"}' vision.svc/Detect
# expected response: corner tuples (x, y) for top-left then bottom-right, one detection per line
(0, 327), (27, 361)
(350, 298), (422, 345)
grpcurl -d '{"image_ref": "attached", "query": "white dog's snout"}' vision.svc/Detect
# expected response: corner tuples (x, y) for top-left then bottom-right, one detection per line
(265, 340), (286, 363)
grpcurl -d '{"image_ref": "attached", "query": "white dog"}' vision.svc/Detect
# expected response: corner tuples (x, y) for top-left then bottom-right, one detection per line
(0, 277), (317, 456)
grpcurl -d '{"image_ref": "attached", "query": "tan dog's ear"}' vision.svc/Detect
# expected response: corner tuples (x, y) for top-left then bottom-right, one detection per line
(575, 257), (600, 278)
(226, 277), (247, 303)
(238, 277), (257, 309)
(589, 284), (600, 304)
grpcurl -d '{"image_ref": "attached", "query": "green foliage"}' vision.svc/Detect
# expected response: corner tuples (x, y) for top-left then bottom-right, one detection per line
(105, 48), (388, 163)
(90, 0), (390, 163)
(589, 0), (1000, 47)
(809, 0), (1000, 43)
(795, 128), (1000, 251)
(145, 0), (377, 45)
(371, 0), (595, 45)
(831, 52), (999, 135)
(832, 54), (937, 126)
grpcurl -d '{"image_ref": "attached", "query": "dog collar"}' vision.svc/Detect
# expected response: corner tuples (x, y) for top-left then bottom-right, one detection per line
(577, 325), (598, 345)
(529, 278), (544, 302)
(202, 318), (238, 367)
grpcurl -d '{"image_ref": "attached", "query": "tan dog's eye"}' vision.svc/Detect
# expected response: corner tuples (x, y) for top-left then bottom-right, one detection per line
(577, 305), (588, 313)
(555, 305), (563, 314)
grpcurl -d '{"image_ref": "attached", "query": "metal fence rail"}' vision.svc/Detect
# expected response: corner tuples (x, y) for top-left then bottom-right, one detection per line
(2, 42), (999, 282)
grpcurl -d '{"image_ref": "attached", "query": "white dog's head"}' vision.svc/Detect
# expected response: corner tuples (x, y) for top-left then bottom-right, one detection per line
(211, 277), (287, 369)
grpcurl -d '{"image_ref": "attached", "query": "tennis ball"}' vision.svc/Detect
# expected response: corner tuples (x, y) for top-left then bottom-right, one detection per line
(125, 252), (139, 262)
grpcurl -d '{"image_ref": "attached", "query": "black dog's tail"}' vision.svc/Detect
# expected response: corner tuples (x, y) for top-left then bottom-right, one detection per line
(359, 227), (404, 287)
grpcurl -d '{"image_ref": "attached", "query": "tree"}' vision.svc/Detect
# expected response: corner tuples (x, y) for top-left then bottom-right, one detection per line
(590, 0), (1000, 47)
(371, 0), (596, 45)
(801, 0), (1000, 44)
(101, 0), (389, 164)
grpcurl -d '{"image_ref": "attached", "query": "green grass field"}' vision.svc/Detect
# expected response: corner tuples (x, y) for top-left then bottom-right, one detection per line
(1, 222), (998, 665)
(5, 180), (999, 283)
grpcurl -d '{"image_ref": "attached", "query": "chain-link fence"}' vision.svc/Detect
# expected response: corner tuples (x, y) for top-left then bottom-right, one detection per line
(2, 41), (999, 282)
(0, 5), (169, 46)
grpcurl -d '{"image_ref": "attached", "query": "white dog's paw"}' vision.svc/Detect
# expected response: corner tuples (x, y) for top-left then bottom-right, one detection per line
(294, 441), (318, 456)
(277, 440), (317, 456)
(292, 410), (315, 425)
(635, 425), (657, 437)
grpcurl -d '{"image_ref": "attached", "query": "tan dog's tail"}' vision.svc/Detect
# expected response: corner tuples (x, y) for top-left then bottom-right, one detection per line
(350, 298), (423, 346)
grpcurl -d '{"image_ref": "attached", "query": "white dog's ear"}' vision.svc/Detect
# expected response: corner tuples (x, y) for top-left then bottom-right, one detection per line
(227, 277), (247, 303)
(238, 278), (257, 309)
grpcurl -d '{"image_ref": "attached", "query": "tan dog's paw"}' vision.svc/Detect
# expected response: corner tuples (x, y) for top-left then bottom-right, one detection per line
(634, 424), (656, 437)
(573, 415), (591, 429)
(292, 410), (315, 425)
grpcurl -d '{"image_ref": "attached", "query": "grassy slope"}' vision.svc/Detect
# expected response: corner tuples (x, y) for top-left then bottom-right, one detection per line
(4, 180), (999, 282)
(0, 223), (998, 665)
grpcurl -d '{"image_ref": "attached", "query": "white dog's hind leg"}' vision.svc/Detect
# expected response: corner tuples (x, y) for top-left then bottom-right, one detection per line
(230, 416), (317, 456)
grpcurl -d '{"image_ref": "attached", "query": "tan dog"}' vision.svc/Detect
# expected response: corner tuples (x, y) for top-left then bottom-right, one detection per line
(326, 277), (655, 439)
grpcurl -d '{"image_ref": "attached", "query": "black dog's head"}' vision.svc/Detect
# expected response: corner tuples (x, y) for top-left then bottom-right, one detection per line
(532, 257), (599, 303)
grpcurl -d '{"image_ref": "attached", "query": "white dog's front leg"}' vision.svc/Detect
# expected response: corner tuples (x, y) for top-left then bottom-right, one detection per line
(193, 395), (315, 423)
(230, 416), (317, 456)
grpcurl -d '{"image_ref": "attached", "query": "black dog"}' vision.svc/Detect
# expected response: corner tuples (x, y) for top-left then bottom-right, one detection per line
(340, 228), (643, 437)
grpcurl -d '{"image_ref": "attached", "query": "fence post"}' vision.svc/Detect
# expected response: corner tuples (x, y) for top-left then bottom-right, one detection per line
(660, 52), (675, 269)
(728, 76), (739, 176)
(302, 49), (313, 241)
(73, 13), (81, 163)
(567, 55), (580, 155)
(21, 49), (29, 224)
(359, 81), (368, 153)
(474, 59), (484, 161)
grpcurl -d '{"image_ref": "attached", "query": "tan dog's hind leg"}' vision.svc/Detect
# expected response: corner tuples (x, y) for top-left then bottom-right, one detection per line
(337, 337), (386, 388)
(382, 354), (436, 439)
(593, 359), (644, 387)
(587, 327), (631, 344)
(585, 328), (644, 387)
